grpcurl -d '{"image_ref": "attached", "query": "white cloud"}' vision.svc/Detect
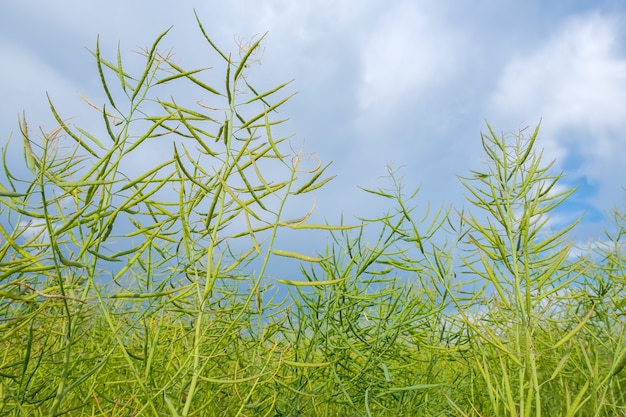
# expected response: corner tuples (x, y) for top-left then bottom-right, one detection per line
(489, 13), (626, 160)
(487, 13), (626, 221)
(357, 3), (463, 117)
(568, 235), (625, 260)
(250, 0), (371, 36)
(2, 1), (624, 252)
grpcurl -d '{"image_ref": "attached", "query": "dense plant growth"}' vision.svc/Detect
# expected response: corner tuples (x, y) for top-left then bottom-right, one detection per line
(1, 16), (625, 416)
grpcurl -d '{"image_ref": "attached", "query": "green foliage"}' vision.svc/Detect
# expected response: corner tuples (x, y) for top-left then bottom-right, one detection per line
(1, 16), (625, 416)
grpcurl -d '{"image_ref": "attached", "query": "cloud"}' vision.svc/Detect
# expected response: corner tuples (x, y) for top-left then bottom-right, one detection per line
(487, 12), (626, 219)
(489, 13), (626, 159)
(356, 3), (464, 121)
(1, 1), (624, 253)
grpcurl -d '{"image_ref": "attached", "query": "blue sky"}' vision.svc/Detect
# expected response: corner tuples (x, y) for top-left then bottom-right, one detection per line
(1, 1), (625, 263)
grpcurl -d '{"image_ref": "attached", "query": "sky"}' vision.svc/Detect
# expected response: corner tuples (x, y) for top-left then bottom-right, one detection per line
(1, 1), (625, 269)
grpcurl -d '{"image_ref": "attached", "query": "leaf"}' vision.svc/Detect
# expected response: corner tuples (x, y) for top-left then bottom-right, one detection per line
(244, 79), (293, 106)
(293, 161), (333, 194)
(57, 251), (85, 268)
(271, 249), (323, 262)
(239, 94), (295, 130)
(275, 277), (347, 287)
(130, 27), (171, 102)
(167, 61), (222, 96)
(234, 33), (266, 82)
(0, 188), (24, 198)
(155, 68), (207, 85)
(282, 359), (331, 368)
(95, 36), (116, 108)
(384, 384), (443, 393)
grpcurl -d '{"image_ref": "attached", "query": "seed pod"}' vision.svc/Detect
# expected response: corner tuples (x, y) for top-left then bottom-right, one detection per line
(611, 350), (626, 377)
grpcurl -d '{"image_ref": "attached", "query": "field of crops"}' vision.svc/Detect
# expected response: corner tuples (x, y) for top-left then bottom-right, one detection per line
(1, 18), (625, 416)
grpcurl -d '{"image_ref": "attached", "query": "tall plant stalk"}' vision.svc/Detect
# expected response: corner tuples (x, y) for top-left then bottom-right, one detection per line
(455, 123), (591, 416)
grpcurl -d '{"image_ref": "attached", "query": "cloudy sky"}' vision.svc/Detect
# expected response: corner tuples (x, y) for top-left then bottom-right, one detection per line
(1, 1), (625, 260)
